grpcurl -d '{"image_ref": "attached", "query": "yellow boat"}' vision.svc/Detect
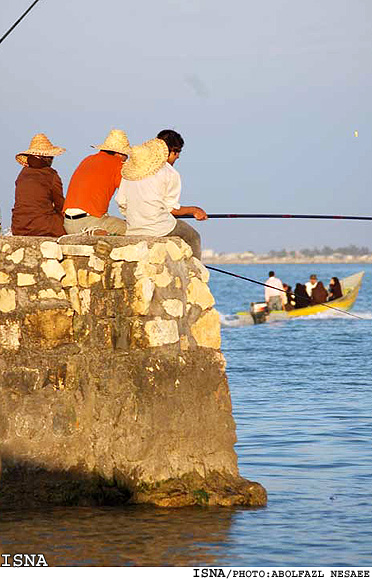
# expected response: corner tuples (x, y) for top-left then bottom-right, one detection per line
(236, 271), (364, 323)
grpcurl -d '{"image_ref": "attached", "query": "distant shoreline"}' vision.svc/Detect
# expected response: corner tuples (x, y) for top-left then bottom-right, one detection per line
(203, 256), (372, 264)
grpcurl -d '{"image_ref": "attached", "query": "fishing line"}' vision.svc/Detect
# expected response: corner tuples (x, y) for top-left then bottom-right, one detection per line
(0, 0), (42, 45)
(178, 213), (372, 221)
(206, 265), (363, 320)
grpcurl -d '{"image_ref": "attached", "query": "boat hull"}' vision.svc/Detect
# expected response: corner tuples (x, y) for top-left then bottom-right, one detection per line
(236, 271), (364, 322)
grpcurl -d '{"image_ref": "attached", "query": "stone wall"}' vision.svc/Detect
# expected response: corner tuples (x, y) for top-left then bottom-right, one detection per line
(0, 235), (266, 508)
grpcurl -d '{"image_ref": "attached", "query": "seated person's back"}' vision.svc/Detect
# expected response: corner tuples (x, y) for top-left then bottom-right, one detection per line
(294, 283), (309, 309)
(311, 281), (328, 304)
(12, 133), (66, 237)
(328, 277), (342, 301)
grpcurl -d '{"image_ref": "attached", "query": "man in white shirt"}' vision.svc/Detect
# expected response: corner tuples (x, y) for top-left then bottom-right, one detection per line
(305, 274), (318, 297)
(264, 271), (285, 311)
(116, 130), (207, 259)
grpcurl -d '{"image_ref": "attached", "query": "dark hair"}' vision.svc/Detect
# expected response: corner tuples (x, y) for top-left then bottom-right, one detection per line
(269, 271), (275, 277)
(157, 129), (184, 153)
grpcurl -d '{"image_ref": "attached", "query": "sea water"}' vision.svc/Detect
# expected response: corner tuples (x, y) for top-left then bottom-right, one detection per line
(0, 263), (371, 567)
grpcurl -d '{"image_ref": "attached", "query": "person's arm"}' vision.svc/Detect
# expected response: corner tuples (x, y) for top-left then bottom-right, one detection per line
(51, 172), (65, 213)
(115, 179), (127, 216)
(171, 206), (208, 220)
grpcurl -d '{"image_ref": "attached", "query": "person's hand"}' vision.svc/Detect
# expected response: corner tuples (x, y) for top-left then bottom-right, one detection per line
(193, 207), (208, 221)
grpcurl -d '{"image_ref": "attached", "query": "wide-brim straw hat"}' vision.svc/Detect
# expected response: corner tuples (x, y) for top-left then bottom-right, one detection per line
(121, 138), (169, 181)
(16, 133), (66, 166)
(93, 129), (131, 155)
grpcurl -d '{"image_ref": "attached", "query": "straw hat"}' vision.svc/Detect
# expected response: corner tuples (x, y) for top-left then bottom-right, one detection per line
(93, 129), (131, 155)
(121, 138), (169, 181)
(16, 133), (66, 166)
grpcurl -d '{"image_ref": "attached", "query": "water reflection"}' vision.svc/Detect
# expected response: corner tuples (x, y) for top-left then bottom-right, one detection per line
(0, 505), (242, 566)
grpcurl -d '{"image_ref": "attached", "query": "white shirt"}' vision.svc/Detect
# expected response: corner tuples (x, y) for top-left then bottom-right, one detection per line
(115, 163), (181, 236)
(265, 276), (284, 302)
(305, 281), (318, 297)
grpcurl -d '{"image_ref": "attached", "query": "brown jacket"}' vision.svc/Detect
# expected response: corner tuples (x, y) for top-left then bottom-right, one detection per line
(12, 167), (66, 237)
(311, 281), (328, 304)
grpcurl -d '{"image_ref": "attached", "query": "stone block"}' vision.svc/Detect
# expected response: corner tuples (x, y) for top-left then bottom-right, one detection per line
(163, 299), (184, 318)
(80, 289), (91, 315)
(78, 269), (89, 288)
(110, 242), (149, 262)
(38, 289), (67, 300)
(148, 243), (168, 264)
(88, 272), (101, 286)
(17, 273), (36, 286)
(95, 240), (112, 257)
(78, 270), (101, 288)
(191, 308), (221, 349)
(132, 278), (155, 315)
(187, 277), (215, 310)
(134, 261), (157, 280)
(154, 266), (172, 288)
(178, 238), (193, 258)
(61, 259), (78, 287)
(60, 245), (94, 257)
(0, 272), (10, 285)
(88, 255), (105, 271)
(144, 317), (179, 347)
(69, 287), (81, 314)
(0, 321), (21, 350)
(166, 241), (183, 261)
(189, 258), (210, 282)
(0, 288), (16, 312)
(41, 260), (66, 281)
(110, 262), (124, 288)
(6, 248), (24, 264)
(40, 241), (63, 261)
(23, 308), (74, 347)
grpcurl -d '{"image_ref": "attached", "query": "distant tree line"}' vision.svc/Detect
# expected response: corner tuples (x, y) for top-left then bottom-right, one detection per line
(268, 245), (371, 258)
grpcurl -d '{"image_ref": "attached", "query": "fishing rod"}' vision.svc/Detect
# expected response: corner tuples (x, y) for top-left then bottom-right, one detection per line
(0, 0), (42, 45)
(179, 213), (372, 221)
(206, 265), (363, 320)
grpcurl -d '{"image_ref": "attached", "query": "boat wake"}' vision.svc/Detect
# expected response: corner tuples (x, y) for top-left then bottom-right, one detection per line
(299, 311), (372, 321)
(219, 313), (254, 327)
(219, 311), (372, 327)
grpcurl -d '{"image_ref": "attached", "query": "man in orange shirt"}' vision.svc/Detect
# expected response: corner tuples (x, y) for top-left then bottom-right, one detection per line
(63, 129), (130, 235)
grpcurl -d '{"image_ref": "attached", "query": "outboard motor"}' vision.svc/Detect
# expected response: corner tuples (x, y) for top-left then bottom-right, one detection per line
(250, 302), (269, 324)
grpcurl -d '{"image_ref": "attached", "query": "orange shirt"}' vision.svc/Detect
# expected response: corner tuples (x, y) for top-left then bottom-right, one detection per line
(64, 151), (123, 217)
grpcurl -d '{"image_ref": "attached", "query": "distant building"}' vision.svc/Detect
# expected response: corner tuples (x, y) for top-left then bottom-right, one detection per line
(201, 249), (217, 259)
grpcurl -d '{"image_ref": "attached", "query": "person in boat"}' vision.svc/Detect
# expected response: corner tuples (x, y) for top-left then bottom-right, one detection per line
(116, 130), (207, 259)
(294, 283), (309, 309)
(63, 129), (129, 235)
(283, 283), (295, 311)
(264, 271), (285, 311)
(310, 279), (328, 304)
(12, 133), (67, 237)
(305, 274), (328, 304)
(328, 276), (342, 301)
(305, 274), (318, 298)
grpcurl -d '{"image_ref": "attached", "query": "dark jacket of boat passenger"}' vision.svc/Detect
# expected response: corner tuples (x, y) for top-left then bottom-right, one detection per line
(294, 283), (309, 309)
(328, 277), (342, 301)
(311, 281), (328, 304)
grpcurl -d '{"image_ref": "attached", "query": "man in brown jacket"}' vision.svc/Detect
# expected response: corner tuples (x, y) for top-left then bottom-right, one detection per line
(12, 133), (66, 237)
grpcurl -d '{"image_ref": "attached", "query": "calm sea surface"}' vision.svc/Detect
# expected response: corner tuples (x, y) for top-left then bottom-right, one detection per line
(1, 263), (371, 567)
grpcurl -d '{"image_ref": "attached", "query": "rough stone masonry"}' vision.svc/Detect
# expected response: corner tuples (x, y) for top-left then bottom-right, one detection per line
(0, 234), (266, 508)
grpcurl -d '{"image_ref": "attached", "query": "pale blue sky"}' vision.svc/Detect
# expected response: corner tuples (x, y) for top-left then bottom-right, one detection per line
(1, 0), (371, 252)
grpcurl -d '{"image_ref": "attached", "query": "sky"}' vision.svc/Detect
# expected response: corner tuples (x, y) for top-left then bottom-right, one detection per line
(0, 0), (371, 253)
